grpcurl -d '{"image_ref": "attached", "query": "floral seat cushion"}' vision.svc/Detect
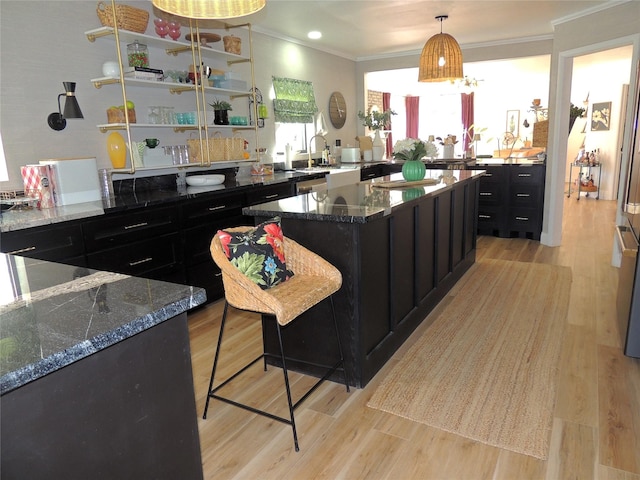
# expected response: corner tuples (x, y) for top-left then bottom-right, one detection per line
(217, 217), (294, 290)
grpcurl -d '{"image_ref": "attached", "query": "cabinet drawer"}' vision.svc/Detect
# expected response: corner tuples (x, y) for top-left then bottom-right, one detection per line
(83, 206), (179, 252)
(245, 182), (294, 206)
(478, 206), (503, 228)
(509, 165), (545, 185)
(507, 208), (541, 231)
(181, 193), (244, 228)
(86, 233), (182, 278)
(479, 166), (506, 183)
(361, 165), (384, 180)
(509, 184), (542, 207)
(186, 259), (223, 303)
(183, 214), (245, 266)
(1, 222), (84, 261)
(478, 183), (503, 206)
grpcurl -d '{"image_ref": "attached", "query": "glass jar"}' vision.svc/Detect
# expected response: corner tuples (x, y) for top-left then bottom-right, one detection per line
(127, 40), (149, 68)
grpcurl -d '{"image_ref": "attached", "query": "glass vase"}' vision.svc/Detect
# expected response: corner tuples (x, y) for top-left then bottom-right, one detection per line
(107, 132), (127, 169)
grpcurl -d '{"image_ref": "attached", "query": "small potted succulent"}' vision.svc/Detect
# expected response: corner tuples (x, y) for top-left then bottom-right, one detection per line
(210, 99), (233, 125)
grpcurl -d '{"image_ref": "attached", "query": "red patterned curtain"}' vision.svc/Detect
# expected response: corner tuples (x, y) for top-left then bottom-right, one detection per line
(382, 92), (392, 157)
(405, 96), (420, 138)
(461, 92), (475, 153)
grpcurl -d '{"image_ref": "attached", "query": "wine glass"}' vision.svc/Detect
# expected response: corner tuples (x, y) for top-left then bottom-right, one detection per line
(154, 18), (168, 38)
(168, 28), (181, 41)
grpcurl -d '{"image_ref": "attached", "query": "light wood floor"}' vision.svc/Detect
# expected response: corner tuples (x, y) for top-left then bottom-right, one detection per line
(187, 196), (640, 480)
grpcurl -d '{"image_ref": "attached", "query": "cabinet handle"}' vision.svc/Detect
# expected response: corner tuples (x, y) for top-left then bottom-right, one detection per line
(124, 222), (149, 230)
(518, 173), (532, 177)
(208, 205), (226, 211)
(128, 257), (153, 266)
(515, 216), (530, 221)
(7, 246), (37, 255)
(264, 194), (279, 199)
(479, 214), (492, 219)
(485, 173), (493, 177)
(479, 192), (493, 196)
(516, 193), (530, 197)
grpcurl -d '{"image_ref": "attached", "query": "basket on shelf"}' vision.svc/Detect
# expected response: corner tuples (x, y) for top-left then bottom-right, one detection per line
(107, 107), (136, 124)
(225, 134), (245, 160)
(189, 132), (225, 163)
(96, 1), (149, 34)
(223, 35), (242, 55)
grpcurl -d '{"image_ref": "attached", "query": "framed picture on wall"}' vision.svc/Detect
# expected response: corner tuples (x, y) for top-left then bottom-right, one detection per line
(591, 102), (612, 131)
(506, 110), (520, 137)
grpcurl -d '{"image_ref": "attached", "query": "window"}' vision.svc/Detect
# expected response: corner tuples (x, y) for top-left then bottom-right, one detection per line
(272, 77), (320, 157)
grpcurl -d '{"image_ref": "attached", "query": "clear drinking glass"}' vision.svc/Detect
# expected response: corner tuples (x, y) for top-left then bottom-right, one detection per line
(148, 106), (160, 125)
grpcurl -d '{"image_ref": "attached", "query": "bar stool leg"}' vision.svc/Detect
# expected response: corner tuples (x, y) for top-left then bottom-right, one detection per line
(275, 322), (299, 451)
(330, 296), (350, 392)
(203, 301), (230, 419)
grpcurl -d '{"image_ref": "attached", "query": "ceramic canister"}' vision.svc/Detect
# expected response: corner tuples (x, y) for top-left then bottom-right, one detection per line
(341, 147), (361, 163)
(102, 61), (120, 77)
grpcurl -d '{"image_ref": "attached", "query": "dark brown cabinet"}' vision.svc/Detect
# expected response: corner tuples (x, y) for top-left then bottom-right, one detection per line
(83, 205), (184, 282)
(1, 222), (85, 265)
(181, 191), (245, 302)
(254, 177), (480, 387)
(477, 164), (545, 240)
(245, 182), (295, 206)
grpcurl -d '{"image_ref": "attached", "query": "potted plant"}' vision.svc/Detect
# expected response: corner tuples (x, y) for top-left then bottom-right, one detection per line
(393, 137), (429, 182)
(358, 108), (396, 160)
(569, 102), (586, 132)
(210, 99), (233, 125)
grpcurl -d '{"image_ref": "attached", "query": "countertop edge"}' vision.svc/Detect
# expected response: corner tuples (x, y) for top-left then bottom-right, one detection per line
(0, 286), (206, 396)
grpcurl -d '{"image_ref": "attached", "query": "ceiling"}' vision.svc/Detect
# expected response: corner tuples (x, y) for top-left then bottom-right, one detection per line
(241, 0), (617, 60)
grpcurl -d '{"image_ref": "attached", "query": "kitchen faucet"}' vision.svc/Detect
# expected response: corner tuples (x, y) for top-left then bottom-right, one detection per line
(308, 135), (327, 168)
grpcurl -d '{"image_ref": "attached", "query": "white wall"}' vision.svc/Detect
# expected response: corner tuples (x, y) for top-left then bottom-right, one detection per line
(568, 46), (633, 200)
(0, 1), (357, 191)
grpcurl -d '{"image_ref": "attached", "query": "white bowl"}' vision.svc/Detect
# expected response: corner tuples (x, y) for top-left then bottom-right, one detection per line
(185, 174), (225, 186)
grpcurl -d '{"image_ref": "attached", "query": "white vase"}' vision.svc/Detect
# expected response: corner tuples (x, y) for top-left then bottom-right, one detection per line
(443, 144), (455, 159)
(372, 130), (385, 161)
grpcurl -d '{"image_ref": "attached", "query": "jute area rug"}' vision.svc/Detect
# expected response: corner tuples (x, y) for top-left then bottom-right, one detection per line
(367, 259), (571, 460)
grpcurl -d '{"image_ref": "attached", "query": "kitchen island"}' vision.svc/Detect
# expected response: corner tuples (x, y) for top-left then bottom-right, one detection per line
(244, 169), (483, 387)
(0, 253), (206, 479)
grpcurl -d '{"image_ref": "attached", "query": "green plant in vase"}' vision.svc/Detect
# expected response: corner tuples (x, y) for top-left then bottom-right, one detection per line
(393, 137), (427, 182)
(210, 98), (232, 125)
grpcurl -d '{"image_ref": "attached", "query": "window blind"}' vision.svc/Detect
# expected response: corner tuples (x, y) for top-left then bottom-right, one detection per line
(272, 76), (318, 123)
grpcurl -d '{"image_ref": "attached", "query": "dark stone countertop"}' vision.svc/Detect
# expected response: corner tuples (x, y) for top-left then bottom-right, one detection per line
(0, 168), (320, 232)
(0, 253), (206, 395)
(244, 169), (485, 224)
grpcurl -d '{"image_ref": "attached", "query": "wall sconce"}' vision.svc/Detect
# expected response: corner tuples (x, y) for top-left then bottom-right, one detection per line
(47, 82), (84, 131)
(418, 15), (463, 83)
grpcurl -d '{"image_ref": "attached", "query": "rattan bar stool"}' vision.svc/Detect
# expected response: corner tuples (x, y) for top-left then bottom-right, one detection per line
(203, 226), (350, 451)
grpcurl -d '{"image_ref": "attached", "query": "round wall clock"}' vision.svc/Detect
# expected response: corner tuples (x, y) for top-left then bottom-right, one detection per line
(329, 91), (346, 129)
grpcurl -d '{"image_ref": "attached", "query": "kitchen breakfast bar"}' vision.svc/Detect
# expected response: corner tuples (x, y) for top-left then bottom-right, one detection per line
(244, 169), (483, 387)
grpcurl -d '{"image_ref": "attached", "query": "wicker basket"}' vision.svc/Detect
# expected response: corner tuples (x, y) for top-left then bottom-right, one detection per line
(223, 35), (242, 55)
(107, 107), (136, 124)
(97, 1), (149, 34)
(225, 135), (245, 160)
(189, 132), (225, 163)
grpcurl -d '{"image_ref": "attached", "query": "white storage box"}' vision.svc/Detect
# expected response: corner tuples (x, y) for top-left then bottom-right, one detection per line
(39, 157), (101, 205)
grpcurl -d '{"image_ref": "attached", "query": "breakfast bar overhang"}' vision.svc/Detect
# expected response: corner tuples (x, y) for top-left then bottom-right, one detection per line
(243, 170), (483, 388)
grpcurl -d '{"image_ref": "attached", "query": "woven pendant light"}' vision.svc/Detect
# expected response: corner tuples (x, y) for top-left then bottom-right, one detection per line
(152, 0), (266, 19)
(418, 15), (463, 83)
